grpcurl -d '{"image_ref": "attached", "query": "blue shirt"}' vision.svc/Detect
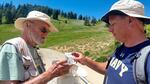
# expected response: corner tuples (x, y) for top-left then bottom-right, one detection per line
(104, 40), (150, 84)
(0, 43), (24, 81)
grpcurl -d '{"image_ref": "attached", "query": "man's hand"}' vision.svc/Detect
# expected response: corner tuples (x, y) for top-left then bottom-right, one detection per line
(23, 60), (72, 84)
(72, 52), (87, 65)
(48, 60), (72, 78)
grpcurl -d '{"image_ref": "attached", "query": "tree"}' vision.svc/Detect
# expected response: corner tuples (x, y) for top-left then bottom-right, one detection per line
(67, 11), (73, 19)
(73, 13), (77, 19)
(47, 8), (53, 16)
(16, 4), (29, 19)
(0, 2), (93, 25)
(0, 4), (2, 24)
(0, 11), (2, 24)
(84, 16), (91, 26)
(78, 15), (83, 20)
(52, 10), (59, 20)
(2, 2), (16, 24)
(91, 17), (97, 26)
(60, 11), (67, 18)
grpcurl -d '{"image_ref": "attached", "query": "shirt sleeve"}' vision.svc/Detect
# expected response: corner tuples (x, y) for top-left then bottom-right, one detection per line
(0, 43), (24, 81)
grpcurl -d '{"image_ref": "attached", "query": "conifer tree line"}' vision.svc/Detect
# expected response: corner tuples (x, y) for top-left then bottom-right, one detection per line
(0, 2), (97, 25)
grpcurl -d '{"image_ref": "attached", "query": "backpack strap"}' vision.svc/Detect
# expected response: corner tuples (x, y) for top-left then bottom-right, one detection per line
(133, 45), (150, 84)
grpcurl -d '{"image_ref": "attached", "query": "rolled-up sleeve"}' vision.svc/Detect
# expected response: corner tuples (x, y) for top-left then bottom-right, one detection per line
(0, 43), (24, 81)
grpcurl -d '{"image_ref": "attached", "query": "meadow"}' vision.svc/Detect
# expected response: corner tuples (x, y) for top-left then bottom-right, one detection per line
(1, 19), (150, 62)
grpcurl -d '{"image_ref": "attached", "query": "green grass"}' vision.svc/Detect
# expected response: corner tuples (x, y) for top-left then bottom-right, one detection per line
(1, 18), (150, 62)
(0, 24), (21, 44)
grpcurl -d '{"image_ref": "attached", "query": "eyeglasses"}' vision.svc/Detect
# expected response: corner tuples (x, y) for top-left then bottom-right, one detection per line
(40, 27), (49, 33)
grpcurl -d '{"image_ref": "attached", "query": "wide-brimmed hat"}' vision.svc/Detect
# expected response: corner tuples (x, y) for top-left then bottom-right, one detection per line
(15, 10), (58, 32)
(101, 0), (150, 24)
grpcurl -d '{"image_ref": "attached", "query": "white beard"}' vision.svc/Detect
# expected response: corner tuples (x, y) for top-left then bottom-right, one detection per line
(30, 31), (44, 45)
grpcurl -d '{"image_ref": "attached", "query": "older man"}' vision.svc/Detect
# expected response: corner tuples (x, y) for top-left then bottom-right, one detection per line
(73, 0), (150, 84)
(0, 10), (71, 84)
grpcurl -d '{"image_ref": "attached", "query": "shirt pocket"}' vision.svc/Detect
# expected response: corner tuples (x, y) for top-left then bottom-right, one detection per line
(22, 55), (38, 80)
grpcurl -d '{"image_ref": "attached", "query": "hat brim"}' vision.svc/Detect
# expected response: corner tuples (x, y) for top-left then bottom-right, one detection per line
(101, 10), (150, 24)
(15, 18), (58, 32)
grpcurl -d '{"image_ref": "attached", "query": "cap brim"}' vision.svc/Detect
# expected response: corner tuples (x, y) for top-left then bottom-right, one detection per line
(15, 18), (58, 32)
(101, 10), (150, 24)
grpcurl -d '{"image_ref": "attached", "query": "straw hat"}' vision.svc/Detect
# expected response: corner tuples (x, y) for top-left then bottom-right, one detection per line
(15, 10), (58, 32)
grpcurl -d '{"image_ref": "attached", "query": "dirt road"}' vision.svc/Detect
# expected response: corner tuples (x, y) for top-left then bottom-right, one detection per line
(38, 48), (104, 84)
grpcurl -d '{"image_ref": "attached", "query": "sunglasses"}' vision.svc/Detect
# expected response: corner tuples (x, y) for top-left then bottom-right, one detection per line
(40, 27), (49, 33)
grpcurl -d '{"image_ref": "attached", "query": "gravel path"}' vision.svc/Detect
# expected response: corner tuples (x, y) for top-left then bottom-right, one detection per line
(38, 48), (104, 84)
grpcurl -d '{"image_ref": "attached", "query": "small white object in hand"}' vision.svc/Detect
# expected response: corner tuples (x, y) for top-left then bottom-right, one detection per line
(65, 52), (76, 65)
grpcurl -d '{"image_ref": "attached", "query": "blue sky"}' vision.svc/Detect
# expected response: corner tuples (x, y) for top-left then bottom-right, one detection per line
(0, 0), (150, 19)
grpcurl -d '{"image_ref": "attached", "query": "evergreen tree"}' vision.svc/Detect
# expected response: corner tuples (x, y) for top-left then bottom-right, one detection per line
(60, 11), (64, 17)
(0, 16), (1, 24)
(16, 4), (29, 19)
(73, 13), (77, 19)
(78, 15), (83, 20)
(3, 2), (16, 24)
(63, 12), (67, 18)
(47, 8), (53, 16)
(52, 10), (59, 20)
(84, 16), (91, 26)
(91, 17), (97, 26)
(67, 12), (73, 19)
(0, 4), (2, 24)
(0, 2), (92, 25)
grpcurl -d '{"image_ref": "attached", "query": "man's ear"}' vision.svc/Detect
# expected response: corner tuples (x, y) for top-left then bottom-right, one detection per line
(24, 20), (33, 28)
(129, 17), (137, 24)
(129, 19), (132, 23)
(128, 17), (133, 24)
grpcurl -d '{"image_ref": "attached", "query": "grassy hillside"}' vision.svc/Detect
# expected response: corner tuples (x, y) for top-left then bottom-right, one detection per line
(0, 24), (21, 44)
(0, 19), (116, 62)
(1, 19), (150, 62)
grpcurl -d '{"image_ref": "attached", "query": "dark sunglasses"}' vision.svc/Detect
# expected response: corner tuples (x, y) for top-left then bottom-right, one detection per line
(40, 27), (49, 33)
